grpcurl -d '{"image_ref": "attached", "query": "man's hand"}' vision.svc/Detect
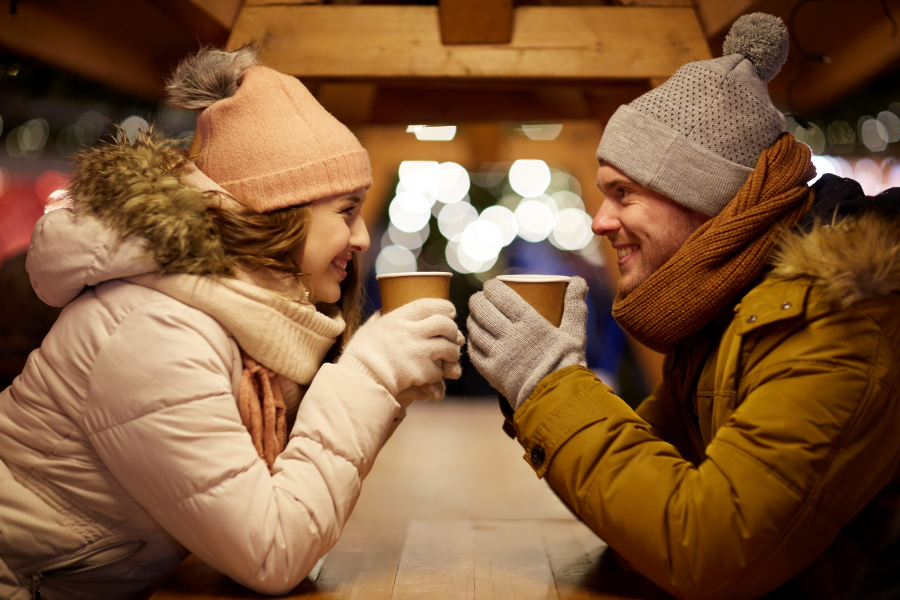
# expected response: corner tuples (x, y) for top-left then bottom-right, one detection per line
(467, 277), (588, 411)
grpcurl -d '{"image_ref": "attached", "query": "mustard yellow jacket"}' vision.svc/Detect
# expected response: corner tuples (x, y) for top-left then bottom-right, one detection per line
(509, 212), (900, 600)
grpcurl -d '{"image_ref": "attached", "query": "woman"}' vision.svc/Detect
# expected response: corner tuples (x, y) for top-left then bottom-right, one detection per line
(0, 45), (464, 599)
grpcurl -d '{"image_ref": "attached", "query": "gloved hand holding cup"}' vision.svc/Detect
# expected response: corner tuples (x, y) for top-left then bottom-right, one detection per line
(338, 272), (464, 407)
(467, 275), (589, 413)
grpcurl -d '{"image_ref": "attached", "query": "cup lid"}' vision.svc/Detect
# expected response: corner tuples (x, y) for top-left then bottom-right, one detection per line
(496, 274), (571, 283)
(375, 271), (453, 280)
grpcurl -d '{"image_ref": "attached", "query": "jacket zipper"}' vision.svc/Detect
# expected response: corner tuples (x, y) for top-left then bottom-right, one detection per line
(30, 538), (146, 599)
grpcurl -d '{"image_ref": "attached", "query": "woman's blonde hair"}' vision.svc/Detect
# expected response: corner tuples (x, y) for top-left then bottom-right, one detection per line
(68, 129), (362, 349)
(207, 203), (364, 349)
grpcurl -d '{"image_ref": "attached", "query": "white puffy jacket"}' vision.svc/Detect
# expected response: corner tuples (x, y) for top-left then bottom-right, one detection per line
(0, 208), (400, 599)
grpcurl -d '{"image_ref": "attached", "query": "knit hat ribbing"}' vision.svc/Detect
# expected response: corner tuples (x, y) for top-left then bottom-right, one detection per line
(167, 45), (372, 213)
(596, 13), (790, 217)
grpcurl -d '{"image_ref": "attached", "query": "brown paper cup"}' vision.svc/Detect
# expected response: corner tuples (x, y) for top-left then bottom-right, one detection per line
(496, 274), (571, 327)
(376, 272), (452, 314)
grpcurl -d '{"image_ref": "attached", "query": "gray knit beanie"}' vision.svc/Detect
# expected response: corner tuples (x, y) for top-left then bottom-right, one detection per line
(596, 13), (790, 216)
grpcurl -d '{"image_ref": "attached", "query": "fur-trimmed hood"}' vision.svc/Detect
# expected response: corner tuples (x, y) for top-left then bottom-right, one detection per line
(67, 131), (236, 276)
(27, 133), (238, 307)
(770, 174), (900, 308)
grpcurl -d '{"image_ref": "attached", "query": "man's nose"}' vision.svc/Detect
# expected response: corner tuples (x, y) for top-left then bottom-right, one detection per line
(592, 201), (620, 238)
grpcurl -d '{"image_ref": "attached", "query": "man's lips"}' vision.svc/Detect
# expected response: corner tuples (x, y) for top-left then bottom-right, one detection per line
(612, 243), (639, 265)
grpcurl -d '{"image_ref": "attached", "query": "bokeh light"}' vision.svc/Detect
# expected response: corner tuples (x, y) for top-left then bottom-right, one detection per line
(509, 159), (551, 198)
(389, 191), (431, 233)
(521, 123), (563, 141)
(35, 170), (68, 204)
(436, 162), (470, 204)
(889, 163), (900, 188)
(407, 125), (457, 141)
(446, 241), (497, 274)
(860, 118), (888, 152)
(120, 115), (149, 142)
(460, 219), (503, 262)
(514, 199), (555, 242)
(387, 159), (600, 277)
(793, 122), (826, 155)
(551, 190), (585, 212)
(388, 221), (430, 251)
(827, 121), (855, 154)
(809, 155), (837, 185)
(375, 245), (417, 276)
(830, 155), (853, 178)
(7, 119), (49, 158)
(549, 209), (594, 251)
(77, 111), (105, 144)
(399, 161), (440, 195)
(479, 205), (518, 246)
(853, 158), (883, 194)
(438, 201), (478, 242)
(878, 111), (900, 143)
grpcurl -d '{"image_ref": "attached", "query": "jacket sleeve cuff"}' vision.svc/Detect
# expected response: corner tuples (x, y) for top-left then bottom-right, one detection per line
(336, 354), (386, 391)
(512, 365), (613, 478)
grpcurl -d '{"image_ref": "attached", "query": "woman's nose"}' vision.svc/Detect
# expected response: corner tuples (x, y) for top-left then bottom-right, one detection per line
(351, 219), (371, 253)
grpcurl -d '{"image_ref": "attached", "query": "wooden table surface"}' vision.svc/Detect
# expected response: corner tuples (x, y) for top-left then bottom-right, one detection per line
(150, 399), (674, 600)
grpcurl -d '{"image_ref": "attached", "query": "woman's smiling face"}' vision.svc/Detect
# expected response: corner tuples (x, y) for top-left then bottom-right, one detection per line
(290, 187), (370, 304)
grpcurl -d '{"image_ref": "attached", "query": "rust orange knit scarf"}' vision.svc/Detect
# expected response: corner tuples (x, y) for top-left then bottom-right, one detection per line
(239, 351), (287, 472)
(612, 134), (815, 354)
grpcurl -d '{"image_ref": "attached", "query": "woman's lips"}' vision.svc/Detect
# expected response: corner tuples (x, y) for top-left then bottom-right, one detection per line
(331, 254), (351, 279)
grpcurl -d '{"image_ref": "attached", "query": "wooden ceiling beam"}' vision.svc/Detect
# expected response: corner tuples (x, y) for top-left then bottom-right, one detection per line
(439, 0), (514, 44)
(227, 5), (712, 81)
(612, 0), (694, 6)
(790, 14), (900, 114)
(188, 0), (245, 30)
(0, 0), (164, 99)
(148, 0), (245, 46)
(694, 0), (755, 38)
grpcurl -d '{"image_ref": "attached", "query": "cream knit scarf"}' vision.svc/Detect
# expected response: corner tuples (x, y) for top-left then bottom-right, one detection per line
(127, 270), (344, 470)
(612, 134), (815, 354)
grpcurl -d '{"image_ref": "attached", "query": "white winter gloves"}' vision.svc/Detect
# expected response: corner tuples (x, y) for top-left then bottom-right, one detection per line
(338, 298), (465, 406)
(467, 277), (588, 411)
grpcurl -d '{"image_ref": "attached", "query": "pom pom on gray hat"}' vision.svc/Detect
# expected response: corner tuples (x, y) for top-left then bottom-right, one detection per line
(596, 12), (789, 217)
(722, 12), (789, 82)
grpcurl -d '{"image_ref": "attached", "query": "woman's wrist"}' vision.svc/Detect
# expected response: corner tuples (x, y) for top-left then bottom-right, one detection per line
(336, 354), (391, 395)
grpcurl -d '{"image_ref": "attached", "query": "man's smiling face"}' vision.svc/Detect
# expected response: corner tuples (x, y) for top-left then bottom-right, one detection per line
(592, 162), (710, 299)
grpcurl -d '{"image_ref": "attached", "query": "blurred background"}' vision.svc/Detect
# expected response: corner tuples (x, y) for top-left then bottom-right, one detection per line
(2, 0), (899, 403)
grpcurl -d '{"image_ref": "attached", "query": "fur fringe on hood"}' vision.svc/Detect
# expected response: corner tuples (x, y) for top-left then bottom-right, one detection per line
(166, 43), (260, 110)
(771, 214), (900, 308)
(67, 129), (234, 276)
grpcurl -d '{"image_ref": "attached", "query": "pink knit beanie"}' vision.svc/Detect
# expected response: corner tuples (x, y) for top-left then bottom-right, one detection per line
(166, 44), (372, 213)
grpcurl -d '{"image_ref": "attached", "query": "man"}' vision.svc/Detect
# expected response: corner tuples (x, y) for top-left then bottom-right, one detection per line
(468, 12), (900, 600)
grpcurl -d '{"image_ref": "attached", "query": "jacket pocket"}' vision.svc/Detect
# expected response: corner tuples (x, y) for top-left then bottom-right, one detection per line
(26, 538), (146, 600)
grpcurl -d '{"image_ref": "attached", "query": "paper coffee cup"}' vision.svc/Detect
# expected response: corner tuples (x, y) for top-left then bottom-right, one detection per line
(496, 274), (571, 327)
(376, 272), (452, 314)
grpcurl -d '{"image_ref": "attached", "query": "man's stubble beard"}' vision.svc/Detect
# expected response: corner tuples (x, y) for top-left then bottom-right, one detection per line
(614, 211), (698, 301)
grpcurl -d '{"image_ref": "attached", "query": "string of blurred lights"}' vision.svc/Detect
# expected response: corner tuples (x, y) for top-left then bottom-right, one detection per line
(2, 101), (900, 267)
(375, 158), (598, 278)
